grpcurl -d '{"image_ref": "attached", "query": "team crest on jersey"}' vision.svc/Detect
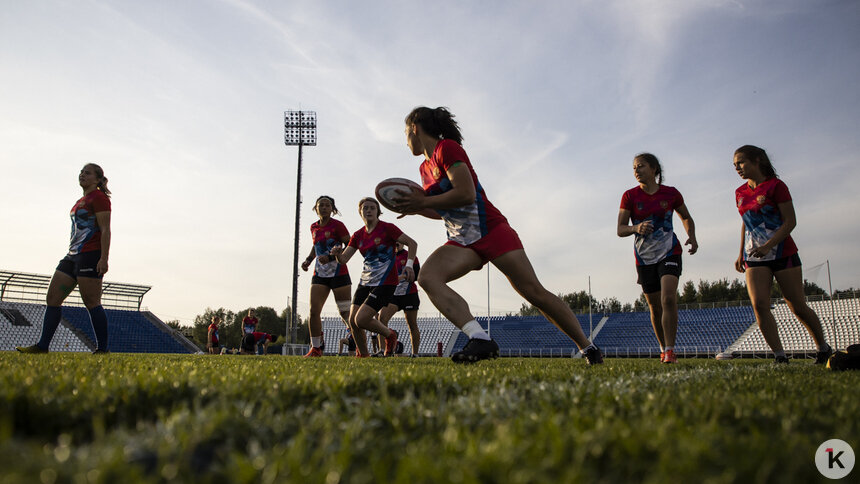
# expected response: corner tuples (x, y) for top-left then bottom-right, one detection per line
(636, 202), (643, 211)
(660, 201), (669, 209)
(374, 237), (382, 245)
(325, 231), (331, 237)
(433, 167), (442, 179)
(737, 197), (743, 207)
(756, 195), (767, 205)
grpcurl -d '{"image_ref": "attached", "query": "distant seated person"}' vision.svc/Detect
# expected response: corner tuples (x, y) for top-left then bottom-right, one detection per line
(338, 332), (356, 356)
(240, 332), (275, 355)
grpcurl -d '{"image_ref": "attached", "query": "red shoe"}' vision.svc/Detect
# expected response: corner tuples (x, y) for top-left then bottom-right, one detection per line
(355, 353), (370, 358)
(660, 351), (665, 361)
(304, 346), (322, 358)
(662, 349), (677, 364)
(383, 330), (399, 356)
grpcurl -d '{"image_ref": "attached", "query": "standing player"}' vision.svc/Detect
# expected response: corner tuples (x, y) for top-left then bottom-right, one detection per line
(330, 197), (418, 357)
(17, 164), (113, 354)
(242, 309), (258, 335)
(617, 153), (698, 364)
(377, 242), (422, 357)
(300, 195), (353, 357)
(393, 106), (602, 364)
(733, 145), (832, 364)
(207, 316), (221, 355)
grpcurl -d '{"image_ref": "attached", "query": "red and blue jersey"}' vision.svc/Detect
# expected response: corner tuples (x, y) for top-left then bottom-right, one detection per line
(242, 316), (258, 334)
(348, 221), (403, 287)
(208, 323), (219, 344)
(420, 139), (508, 246)
(251, 332), (272, 343)
(736, 177), (797, 261)
(311, 219), (350, 278)
(393, 249), (420, 296)
(620, 185), (684, 266)
(68, 190), (111, 255)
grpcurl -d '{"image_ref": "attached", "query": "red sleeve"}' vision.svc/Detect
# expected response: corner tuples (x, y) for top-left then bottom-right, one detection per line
(92, 191), (111, 212)
(620, 189), (632, 210)
(435, 139), (468, 172)
(348, 229), (361, 248)
(672, 187), (684, 209)
(336, 220), (350, 240)
(772, 179), (792, 204)
(386, 223), (404, 243)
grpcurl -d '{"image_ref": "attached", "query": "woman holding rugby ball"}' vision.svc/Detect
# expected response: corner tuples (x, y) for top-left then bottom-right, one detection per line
(617, 153), (697, 364)
(17, 163), (112, 354)
(300, 195), (353, 357)
(732, 145), (831, 364)
(393, 106), (602, 364)
(330, 197), (417, 357)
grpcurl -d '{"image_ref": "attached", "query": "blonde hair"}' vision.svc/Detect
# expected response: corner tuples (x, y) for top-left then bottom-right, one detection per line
(358, 197), (382, 216)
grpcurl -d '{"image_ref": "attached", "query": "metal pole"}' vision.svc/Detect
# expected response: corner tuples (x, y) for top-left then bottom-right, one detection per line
(827, 259), (837, 349)
(290, 141), (303, 345)
(486, 264), (490, 337)
(588, 276), (593, 338)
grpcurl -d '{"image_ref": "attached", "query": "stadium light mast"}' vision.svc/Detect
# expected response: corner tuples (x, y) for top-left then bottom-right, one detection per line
(284, 110), (317, 348)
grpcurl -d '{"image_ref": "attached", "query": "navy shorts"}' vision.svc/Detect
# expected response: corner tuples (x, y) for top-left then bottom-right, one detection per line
(636, 254), (682, 294)
(352, 285), (396, 312)
(347, 334), (356, 352)
(745, 253), (801, 272)
(56, 251), (103, 280)
(390, 293), (420, 311)
(311, 274), (351, 289)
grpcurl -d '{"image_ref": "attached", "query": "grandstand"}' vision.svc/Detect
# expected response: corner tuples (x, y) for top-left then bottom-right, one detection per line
(1, 270), (196, 354)
(321, 293), (859, 359)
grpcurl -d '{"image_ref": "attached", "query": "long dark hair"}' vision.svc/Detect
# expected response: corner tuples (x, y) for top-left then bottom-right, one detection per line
(86, 163), (111, 197)
(734, 145), (777, 178)
(405, 106), (463, 145)
(634, 153), (663, 185)
(313, 195), (340, 216)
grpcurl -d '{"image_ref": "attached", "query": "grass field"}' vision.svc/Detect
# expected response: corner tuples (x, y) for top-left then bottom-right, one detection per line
(0, 353), (856, 484)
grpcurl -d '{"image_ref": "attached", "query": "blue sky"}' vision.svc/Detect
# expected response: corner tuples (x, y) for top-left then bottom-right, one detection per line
(2, 0), (859, 326)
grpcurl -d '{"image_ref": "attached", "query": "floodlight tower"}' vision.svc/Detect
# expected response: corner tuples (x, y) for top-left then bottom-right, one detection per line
(284, 110), (317, 346)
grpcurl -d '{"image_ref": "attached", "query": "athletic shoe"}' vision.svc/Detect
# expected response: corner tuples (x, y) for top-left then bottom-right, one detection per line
(304, 346), (322, 358)
(582, 345), (604, 365)
(814, 345), (833, 365)
(383, 330), (399, 356)
(355, 353), (370, 358)
(662, 349), (677, 364)
(16, 345), (47, 354)
(409, 354), (418, 358)
(451, 338), (499, 363)
(660, 351), (665, 361)
(775, 355), (790, 364)
(92, 349), (110, 355)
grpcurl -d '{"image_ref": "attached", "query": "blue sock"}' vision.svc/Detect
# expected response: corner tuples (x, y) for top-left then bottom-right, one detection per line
(88, 305), (109, 350)
(37, 306), (62, 350)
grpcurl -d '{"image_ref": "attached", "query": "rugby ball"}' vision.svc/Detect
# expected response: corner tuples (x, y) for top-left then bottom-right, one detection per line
(374, 178), (441, 219)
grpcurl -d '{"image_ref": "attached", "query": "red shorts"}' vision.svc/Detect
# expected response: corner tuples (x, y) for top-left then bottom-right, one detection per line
(445, 222), (524, 265)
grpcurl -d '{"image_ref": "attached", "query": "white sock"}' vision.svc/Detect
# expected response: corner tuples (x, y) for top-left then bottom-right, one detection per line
(311, 336), (322, 348)
(664, 346), (674, 352)
(461, 320), (490, 341)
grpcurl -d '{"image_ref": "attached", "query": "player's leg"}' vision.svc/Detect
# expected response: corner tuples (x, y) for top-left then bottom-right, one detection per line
(774, 265), (830, 361)
(643, 291), (666, 350)
(308, 284), (330, 348)
(331, 283), (353, 329)
(77, 275), (109, 352)
(19, 270), (77, 352)
(492, 249), (591, 349)
(658, 274), (680, 363)
(417, 245), (482, 327)
(745, 267), (786, 359)
(404, 309), (420, 356)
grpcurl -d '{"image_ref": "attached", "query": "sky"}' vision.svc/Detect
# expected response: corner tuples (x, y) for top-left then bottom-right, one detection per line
(2, 0), (859, 327)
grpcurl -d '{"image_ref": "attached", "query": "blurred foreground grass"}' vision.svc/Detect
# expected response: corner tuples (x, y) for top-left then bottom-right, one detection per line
(0, 353), (856, 483)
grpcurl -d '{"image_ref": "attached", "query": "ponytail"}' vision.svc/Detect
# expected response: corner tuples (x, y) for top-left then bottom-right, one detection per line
(634, 153), (663, 185)
(405, 106), (463, 145)
(86, 163), (111, 197)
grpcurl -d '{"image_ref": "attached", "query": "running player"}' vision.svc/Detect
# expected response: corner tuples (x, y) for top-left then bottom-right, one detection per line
(377, 242), (422, 357)
(207, 316), (221, 355)
(300, 196), (353, 357)
(733, 145), (832, 364)
(17, 163), (113, 354)
(330, 197), (417, 357)
(393, 106), (603, 364)
(617, 153), (698, 364)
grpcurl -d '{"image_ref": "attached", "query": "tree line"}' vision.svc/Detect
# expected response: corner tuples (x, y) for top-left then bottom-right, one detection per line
(167, 305), (308, 351)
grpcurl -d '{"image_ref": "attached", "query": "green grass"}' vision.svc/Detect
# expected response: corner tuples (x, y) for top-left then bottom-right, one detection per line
(0, 354), (856, 483)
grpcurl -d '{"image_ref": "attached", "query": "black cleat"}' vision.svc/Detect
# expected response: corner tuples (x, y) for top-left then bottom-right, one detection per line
(92, 349), (110, 355)
(775, 355), (789, 364)
(16, 345), (47, 354)
(582, 345), (604, 365)
(451, 338), (499, 363)
(814, 345), (833, 365)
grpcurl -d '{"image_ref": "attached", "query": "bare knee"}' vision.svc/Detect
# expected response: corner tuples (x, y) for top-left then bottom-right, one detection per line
(661, 293), (677, 311)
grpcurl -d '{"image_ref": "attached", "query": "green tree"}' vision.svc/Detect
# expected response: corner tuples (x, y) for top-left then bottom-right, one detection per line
(192, 308), (236, 351)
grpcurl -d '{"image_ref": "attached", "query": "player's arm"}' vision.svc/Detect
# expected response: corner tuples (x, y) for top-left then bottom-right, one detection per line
(749, 201), (796, 258)
(331, 245), (356, 265)
(301, 247), (316, 271)
(95, 211), (111, 275)
(617, 209), (652, 237)
(675, 203), (698, 255)
(396, 233), (418, 283)
(394, 163), (475, 213)
(734, 222), (746, 273)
